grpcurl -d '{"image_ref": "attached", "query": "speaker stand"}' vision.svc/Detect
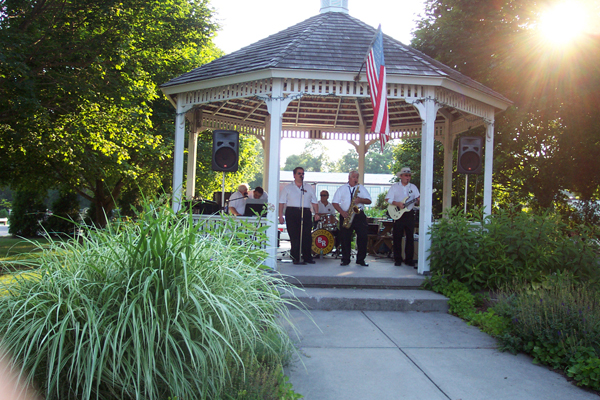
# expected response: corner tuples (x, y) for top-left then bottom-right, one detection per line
(464, 174), (469, 214)
(221, 172), (226, 208)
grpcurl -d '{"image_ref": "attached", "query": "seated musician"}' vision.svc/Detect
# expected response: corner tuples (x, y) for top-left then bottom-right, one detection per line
(228, 184), (248, 216)
(252, 186), (268, 201)
(316, 190), (337, 229)
(318, 190), (336, 214)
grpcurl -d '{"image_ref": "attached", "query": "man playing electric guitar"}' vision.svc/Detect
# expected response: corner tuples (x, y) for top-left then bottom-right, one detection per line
(385, 167), (420, 267)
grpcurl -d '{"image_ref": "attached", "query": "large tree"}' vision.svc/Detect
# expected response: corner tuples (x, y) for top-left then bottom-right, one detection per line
(0, 0), (221, 226)
(412, 0), (600, 207)
(333, 142), (396, 174)
(282, 140), (331, 172)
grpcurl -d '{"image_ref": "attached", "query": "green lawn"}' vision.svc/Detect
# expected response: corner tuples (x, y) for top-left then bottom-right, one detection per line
(0, 237), (63, 272)
(0, 237), (52, 259)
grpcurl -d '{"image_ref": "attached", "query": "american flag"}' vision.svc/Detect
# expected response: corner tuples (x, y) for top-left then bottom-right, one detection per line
(365, 25), (390, 153)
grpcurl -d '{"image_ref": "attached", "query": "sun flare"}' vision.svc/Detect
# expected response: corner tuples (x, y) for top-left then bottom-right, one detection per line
(538, 2), (589, 45)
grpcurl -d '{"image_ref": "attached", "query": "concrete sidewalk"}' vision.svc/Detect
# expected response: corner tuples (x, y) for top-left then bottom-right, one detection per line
(284, 310), (598, 400)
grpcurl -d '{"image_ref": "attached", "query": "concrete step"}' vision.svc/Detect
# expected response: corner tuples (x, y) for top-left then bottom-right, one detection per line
(283, 287), (449, 312)
(276, 259), (426, 289)
(280, 272), (425, 289)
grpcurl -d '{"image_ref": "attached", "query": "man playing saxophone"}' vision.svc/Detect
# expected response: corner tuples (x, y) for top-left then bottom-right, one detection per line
(332, 170), (372, 266)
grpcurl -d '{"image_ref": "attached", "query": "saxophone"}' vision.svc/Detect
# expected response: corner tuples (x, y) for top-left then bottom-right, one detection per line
(342, 186), (360, 229)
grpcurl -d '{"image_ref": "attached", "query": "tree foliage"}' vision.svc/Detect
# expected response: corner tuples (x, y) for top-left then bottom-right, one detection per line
(332, 142), (396, 174)
(282, 140), (331, 172)
(8, 189), (46, 237)
(392, 138), (445, 216)
(0, 0), (221, 226)
(412, 0), (600, 207)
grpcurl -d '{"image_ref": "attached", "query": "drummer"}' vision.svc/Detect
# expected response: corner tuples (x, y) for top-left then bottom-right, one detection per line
(316, 190), (339, 244)
(318, 190), (336, 214)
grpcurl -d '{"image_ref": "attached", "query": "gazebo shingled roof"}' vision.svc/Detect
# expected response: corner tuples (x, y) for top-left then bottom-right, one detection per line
(160, 2), (512, 272)
(161, 11), (510, 138)
(162, 12), (508, 104)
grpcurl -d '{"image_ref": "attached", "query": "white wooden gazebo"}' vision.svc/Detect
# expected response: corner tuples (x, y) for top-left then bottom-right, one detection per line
(160, 0), (511, 273)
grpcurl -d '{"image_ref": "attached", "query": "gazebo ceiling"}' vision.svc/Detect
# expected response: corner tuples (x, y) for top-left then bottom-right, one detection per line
(201, 96), (435, 131)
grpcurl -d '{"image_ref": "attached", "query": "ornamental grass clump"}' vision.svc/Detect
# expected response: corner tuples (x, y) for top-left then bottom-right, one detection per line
(0, 201), (298, 400)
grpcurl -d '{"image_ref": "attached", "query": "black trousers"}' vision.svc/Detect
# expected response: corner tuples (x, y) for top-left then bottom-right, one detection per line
(285, 207), (313, 262)
(339, 211), (368, 264)
(393, 210), (415, 263)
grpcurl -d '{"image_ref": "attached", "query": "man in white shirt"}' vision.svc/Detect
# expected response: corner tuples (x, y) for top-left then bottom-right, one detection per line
(228, 184), (248, 216)
(385, 167), (420, 267)
(279, 167), (320, 265)
(332, 171), (372, 266)
(317, 190), (336, 214)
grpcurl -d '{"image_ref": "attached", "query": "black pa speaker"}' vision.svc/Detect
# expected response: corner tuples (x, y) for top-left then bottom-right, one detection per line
(457, 136), (483, 174)
(212, 130), (239, 172)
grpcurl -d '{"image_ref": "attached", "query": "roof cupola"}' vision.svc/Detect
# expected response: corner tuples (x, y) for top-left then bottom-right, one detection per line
(320, 0), (349, 14)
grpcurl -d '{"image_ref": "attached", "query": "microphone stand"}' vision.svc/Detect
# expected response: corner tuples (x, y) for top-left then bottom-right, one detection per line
(298, 176), (305, 263)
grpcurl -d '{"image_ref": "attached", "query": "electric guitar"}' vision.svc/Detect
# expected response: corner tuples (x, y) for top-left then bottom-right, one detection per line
(387, 189), (436, 220)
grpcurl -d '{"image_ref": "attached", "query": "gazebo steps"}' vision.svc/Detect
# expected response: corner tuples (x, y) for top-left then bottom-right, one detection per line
(279, 272), (425, 289)
(276, 257), (426, 289)
(282, 287), (449, 312)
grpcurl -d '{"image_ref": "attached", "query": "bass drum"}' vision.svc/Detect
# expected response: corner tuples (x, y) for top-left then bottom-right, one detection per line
(311, 229), (335, 255)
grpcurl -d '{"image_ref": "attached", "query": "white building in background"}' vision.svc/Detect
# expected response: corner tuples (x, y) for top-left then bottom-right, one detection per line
(279, 171), (395, 205)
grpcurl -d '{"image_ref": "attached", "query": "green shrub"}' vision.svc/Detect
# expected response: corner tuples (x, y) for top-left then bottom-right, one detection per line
(567, 353), (600, 391)
(491, 274), (600, 390)
(469, 310), (511, 337)
(43, 191), (81, 236)
(425, 275), (475, 319)
(0, 200), (299, 400)
(8, 190), (47, 237)
(428, 206), (600, 292)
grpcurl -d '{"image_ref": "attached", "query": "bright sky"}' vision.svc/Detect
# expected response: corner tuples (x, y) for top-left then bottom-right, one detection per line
(209, 0), (426, 163)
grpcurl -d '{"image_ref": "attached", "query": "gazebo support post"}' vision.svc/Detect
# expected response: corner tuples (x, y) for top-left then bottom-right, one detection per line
(265, 79), (292, 270)
(440, 110), (455, 213)
(263, 115), (271, 191)
(185, 111), (200, 200)
(483, 119), (495, 217)
(172, 97), (189, 212)
(358, 123), (366, 185)
(413, 91), (441, 274)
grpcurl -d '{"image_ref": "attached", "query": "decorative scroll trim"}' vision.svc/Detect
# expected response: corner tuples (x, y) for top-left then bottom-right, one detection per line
(280, 123), (444, 142)
(181, 78), (429, 107)
(449, 116), (486, 135)
(435, 87), (495, 120)
(183, 79), (274, 107)
(199, 115), (266, 136)
(282, 78), (425, 100)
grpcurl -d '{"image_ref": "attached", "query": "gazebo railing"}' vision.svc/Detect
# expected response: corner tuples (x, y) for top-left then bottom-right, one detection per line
(192, 214), (269, 251)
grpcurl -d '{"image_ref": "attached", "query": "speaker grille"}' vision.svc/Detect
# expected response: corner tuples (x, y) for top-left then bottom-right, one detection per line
(214, 147), (237, 169)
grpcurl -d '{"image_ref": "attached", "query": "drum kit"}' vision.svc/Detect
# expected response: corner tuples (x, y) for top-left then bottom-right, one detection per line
(311, 213), (339, 256)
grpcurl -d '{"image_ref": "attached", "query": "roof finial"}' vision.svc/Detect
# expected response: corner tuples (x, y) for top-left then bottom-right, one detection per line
(320, 0), (349, 14)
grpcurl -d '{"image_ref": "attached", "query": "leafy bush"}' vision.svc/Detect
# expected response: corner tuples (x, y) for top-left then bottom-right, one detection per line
(492, 274), (600, 390)
(428, 206), (600, 292)
(0, 200), (299, 399)
(8, 190), (47, 237)
(425, 275), (475, 319)
(43, 191), (81, 236)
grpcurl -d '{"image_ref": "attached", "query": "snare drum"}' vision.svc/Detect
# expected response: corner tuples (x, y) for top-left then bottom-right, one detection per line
(319, 213), (338, 231)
